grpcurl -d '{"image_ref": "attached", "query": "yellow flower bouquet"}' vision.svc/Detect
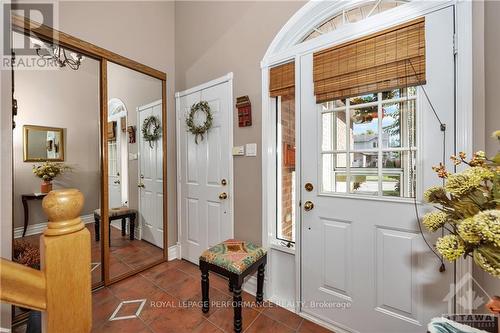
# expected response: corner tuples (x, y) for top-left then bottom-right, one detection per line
(423, 132), (500, 277)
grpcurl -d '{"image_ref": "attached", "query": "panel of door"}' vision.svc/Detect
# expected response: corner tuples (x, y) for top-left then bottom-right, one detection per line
(178, 80), (232, 264)
(138, 100), (164, 248)
(300, 7), (455, 333)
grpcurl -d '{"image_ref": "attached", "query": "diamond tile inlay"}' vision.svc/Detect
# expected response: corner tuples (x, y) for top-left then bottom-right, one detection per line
(109, 299), (147, 321)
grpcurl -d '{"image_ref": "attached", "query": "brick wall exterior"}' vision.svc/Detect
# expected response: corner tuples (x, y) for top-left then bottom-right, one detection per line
(280, 95), (295, 241)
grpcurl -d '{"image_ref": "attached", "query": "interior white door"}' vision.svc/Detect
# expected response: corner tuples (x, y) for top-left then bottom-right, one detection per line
(177, 78), (233, 264)
(138, 100), (164, 248)
(108, 140), (121, 208)
(108, 113), (123, 209)
(301, 8), (455, 333)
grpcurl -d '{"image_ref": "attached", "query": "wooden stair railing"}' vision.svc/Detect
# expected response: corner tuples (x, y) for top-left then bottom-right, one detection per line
(0, 189), (92, 332)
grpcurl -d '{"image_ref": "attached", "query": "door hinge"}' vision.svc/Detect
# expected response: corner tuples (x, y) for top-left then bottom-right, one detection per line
(453, 33), (458, 55)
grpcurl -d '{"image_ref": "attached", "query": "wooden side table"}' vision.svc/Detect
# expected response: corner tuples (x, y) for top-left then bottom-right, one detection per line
(21, 193), (47, 237)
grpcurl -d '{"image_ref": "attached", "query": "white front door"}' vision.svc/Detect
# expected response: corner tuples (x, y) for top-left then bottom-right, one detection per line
(138, 100), (164, 248)
(177, 76), (233, 264)
(301, 8), (455, 333)
(108, 111), (125, 209)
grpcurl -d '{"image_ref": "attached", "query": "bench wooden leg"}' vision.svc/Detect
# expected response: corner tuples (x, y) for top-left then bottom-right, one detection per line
(121, 218), (126, 236)
(94, 215), (100, 242)
(200, 262), (210, 313)
(232, 276), (243, 333)
(256, 263), (265, 303)
(129, 215), (135, 240)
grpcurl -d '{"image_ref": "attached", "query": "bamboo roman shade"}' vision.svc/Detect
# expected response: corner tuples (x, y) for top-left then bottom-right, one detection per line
(313, 17), (426, 103)
(269, 61), (295, 97)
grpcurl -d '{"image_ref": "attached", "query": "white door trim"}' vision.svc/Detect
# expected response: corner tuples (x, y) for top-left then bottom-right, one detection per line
(174, 72), (234, 98)
(175, 73), (234, 259)
(260, 0), (476, 325)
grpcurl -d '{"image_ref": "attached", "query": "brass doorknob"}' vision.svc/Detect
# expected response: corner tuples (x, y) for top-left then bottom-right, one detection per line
(304, 200), (314, 211)
(114, 180), (121, 184)
(219, 192), (228, 200)
(138, 183), (145, 188)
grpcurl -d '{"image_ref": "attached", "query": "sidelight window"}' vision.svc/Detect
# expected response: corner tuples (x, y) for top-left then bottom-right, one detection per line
(321, 87), (417, 198)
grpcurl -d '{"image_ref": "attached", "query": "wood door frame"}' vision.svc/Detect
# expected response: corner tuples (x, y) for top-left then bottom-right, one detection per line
(260, 0), (477, 328)
(10, 14), (169, 288)
(175, 73), (234, 260)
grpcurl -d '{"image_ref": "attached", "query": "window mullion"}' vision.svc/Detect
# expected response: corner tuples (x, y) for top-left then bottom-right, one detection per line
(346, 98), (351, 193)
(377, 93), (383, 197)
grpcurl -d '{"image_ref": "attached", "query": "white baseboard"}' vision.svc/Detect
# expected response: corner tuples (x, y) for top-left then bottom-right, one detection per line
(242, 274), (271, 300)
(168, 243), (181, 261)
(243, 275), (258, 295)
(14, 214), (94, 239)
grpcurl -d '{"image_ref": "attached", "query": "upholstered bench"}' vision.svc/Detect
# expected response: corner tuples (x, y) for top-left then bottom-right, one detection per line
(93, 207), (137, 243)
(199, 239), (267, 333)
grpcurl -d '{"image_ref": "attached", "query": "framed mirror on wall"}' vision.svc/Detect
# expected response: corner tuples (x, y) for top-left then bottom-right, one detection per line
(9, 13), (168, 328)
(23, 125), (65, 162)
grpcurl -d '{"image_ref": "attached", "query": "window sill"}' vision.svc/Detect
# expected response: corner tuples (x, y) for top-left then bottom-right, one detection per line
(269, 240), (296, 255)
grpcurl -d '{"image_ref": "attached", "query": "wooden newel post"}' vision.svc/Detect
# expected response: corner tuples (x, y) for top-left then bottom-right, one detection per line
(40, 189), (91, 332)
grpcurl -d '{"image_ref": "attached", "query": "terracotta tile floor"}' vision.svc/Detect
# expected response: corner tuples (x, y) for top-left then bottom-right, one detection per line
(17, 222), (164, 285)
(91, 259), (334, 333)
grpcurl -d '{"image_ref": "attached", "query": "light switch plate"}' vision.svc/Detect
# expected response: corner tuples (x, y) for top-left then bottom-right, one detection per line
(245, 143), (257, 157)
(232, 146), (245, 156)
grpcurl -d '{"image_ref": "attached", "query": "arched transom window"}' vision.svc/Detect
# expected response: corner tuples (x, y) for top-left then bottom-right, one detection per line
(301, 0), (409, 42)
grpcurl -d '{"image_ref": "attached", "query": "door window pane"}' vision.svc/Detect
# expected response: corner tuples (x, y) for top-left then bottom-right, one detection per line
(276, 94), (296, 243)
(382, 87), (416, 100)
(350, 106), (379, 150)
(349, 93), (377, 105)
(382, 99), (416, 148)
(319, 88), (417, 198)
(382, 151), (401, 168)
(322, 154), (347, 192)
(351, 152), (378, 168)
(382, 174), (401, 197)
(322, 111), (347, 151)
(350, 174), (379, 195)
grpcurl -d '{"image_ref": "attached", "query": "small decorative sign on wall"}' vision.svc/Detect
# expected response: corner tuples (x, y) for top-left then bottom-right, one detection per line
(236, 96), (251, 127)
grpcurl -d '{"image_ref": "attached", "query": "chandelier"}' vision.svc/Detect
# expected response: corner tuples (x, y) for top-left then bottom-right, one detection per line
(30, 37), (83, 70)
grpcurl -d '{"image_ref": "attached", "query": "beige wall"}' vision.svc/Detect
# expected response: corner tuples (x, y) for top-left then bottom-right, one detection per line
(58, 0), (177, 246)
(13, 58), (100, 229)
(474, 0), (500, 297)
(175, 1), (304, 245)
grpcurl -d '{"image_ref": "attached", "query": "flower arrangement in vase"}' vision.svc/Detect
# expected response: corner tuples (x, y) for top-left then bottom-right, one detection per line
(32, 162), (70, 193)
(422, 131), (500, 278)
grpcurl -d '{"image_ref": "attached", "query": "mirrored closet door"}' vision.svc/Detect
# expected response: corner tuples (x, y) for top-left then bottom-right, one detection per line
(11, 29), (103, 323)
(106, 62), (165, 281)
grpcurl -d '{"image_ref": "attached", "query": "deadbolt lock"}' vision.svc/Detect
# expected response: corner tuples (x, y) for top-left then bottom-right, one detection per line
(305, 183), (314, 192)
(221, 179), (227, 186)
(304, 201), (314, 211)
